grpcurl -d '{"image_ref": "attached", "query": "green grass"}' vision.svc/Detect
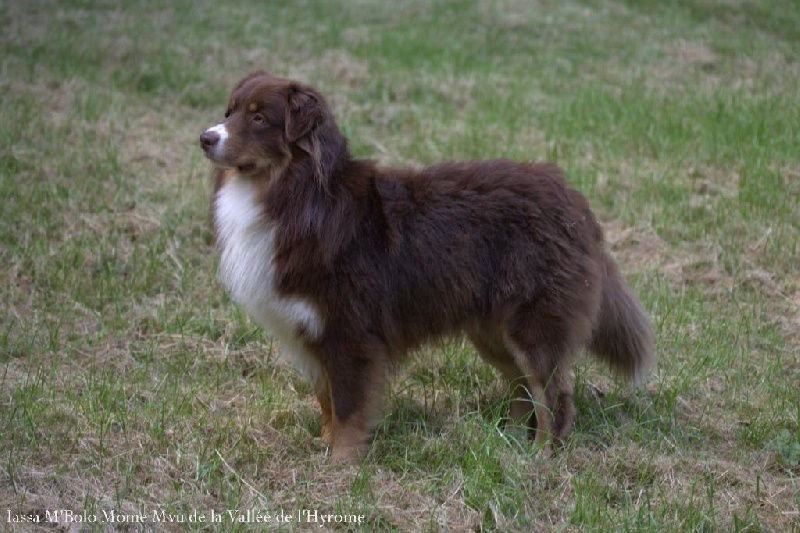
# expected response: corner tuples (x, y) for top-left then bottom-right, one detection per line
(2, 0), (799, 530)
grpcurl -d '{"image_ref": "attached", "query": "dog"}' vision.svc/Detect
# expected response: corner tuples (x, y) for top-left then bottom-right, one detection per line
(199, 71), (654, 462)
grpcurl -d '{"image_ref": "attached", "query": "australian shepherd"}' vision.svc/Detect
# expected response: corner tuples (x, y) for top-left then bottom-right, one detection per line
(199, 71), (654, 462)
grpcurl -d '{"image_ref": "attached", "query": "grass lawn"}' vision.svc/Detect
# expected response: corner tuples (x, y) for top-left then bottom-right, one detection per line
(2, 0), (799, 530)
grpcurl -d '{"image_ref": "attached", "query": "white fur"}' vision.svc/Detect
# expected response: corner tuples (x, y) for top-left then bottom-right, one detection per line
(214, 174), (324, 382)
(205, 124), (229, 158)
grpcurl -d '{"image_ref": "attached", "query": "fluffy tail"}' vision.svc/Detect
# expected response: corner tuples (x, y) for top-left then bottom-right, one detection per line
(588, 250), (655, 386)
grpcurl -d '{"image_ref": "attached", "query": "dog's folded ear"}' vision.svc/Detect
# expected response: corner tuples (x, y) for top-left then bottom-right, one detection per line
(285, 83), (332, 190)
(285, 84), (325, 143)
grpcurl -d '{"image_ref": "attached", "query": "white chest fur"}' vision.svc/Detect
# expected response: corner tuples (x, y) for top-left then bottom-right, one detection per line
(214, 176), (323, 381)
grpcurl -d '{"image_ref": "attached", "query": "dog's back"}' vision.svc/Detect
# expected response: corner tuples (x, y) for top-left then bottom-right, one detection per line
(366, 160), (605, 348)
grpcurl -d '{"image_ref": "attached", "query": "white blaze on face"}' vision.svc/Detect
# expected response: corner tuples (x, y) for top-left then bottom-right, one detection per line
(205, 123), (229, 157)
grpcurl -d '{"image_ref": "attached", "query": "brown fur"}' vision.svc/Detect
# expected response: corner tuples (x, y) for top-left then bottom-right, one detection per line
(200, 71), (655, 461)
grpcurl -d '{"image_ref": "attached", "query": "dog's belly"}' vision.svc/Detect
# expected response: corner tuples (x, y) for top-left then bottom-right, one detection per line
(214, 177), (323, 381)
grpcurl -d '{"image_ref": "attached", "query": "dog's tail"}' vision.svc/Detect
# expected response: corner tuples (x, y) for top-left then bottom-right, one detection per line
(588, 250), (654, 386)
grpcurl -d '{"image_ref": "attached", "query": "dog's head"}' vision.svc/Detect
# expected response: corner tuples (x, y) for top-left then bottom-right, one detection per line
(200, 71), (339, 187)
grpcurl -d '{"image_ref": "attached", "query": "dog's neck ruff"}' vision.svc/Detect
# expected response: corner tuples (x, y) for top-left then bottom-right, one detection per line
(214, 174), (323, 381)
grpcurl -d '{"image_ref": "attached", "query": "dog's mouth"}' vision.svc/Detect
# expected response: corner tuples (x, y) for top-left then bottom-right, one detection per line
(202, 154), (258, 175)
(201, 149), (227, 167)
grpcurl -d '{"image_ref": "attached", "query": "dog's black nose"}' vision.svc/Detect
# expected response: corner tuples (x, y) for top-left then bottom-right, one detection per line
(200, 130), (220, 149)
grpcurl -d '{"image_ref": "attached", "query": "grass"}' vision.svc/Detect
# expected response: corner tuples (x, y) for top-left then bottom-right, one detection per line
(1, 0), (799, 530)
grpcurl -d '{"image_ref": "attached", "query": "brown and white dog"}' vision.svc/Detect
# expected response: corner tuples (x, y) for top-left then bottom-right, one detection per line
(199, 71), (654, 462)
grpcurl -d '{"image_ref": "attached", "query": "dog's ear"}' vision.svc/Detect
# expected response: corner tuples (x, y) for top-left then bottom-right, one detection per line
(285, 83), (330, 190)
(285, 84), (325, 143)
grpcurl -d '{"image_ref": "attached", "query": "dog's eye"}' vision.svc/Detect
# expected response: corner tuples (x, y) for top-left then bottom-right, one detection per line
(252, 113), (266, 125)
(224, 109), (231, 118)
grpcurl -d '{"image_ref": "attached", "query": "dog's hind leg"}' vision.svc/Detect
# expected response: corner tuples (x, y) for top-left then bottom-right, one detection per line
(467, 327), (535, 440)
(550, 364), (576, 444)
(499, 336), (556, 455)
(501, 305), (587, 454)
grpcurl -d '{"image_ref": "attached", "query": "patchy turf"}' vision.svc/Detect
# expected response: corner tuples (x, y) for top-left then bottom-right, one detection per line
(1, 0), (799, 530)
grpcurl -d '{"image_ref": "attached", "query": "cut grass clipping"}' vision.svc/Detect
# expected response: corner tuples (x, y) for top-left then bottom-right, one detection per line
(2, 0), (799, 530)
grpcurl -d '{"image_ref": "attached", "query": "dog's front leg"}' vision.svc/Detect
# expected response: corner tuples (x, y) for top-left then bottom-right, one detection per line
(323, 344), (387, 463)
(314, 374), (334, 446)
